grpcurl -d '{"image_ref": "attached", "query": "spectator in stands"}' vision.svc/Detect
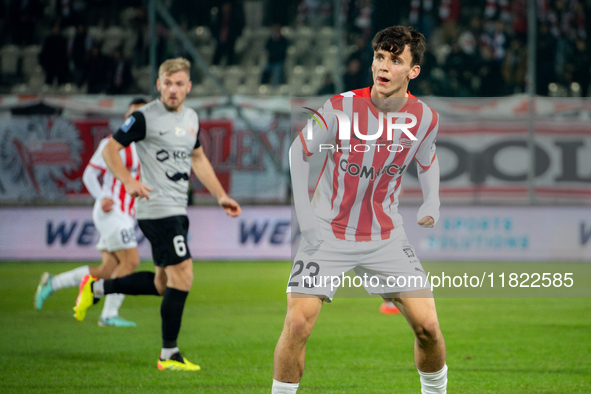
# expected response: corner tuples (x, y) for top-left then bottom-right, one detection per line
(316, 73), (335, 95)
(8, 0), (44, 46)
(70, 23), (92, 88)
(343, 57), (363, 92)
(211, 2), (244, 66)
(502, 38), (527, 94)
(347, 36), (373, 87)
(39, 21), (71, 86)
(106, 46), (134, 94)
(566, 38), (591, 97)
(296, 0), (333, 28)
(476, 45), (503, 97)
(536, 23), (557, 96)
(55, 0), (81, 28)
(0, 0), (6, 46)
(261, 24), (288, 86)
(84, 42), (109, 94)
(443, 42), (473, 96)
(409, 0), (437, 40)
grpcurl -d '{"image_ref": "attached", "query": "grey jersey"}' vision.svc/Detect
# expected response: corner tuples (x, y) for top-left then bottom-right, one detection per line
(113, 100), (200, 220)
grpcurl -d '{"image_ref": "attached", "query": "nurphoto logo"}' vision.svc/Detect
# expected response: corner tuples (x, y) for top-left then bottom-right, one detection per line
(303, 107), (418, 153)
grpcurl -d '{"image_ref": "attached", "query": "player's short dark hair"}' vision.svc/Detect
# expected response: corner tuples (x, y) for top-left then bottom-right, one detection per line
(128, 97), (149, 107)
(372, 26), (426, 67)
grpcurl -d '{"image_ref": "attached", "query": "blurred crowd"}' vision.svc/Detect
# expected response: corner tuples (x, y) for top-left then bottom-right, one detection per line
(0, 0), (589, 97)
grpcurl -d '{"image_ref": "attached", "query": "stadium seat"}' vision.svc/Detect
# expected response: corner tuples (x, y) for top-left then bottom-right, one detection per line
(88, 26), (105, 43)
(27, 67), (45, 93)
(102, 26), (126, 54)
(1, 45), (21, 79)
(21, 46), (42, 78)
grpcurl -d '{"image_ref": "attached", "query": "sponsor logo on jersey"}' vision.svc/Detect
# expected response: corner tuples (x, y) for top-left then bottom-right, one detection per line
(339, 159), (406, 181)
(121, 116), (136, 133)
(166, 171), (190, 182)
(173, 151), (189, 160)
(156, 149), (169, 162)
(175, 127), (186, 136)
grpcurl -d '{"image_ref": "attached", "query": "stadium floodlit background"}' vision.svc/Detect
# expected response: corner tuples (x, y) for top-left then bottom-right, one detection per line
(0, 0), (590, 393)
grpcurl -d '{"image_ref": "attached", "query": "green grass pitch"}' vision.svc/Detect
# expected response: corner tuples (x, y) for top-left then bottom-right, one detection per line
(1, 261), (590, 393)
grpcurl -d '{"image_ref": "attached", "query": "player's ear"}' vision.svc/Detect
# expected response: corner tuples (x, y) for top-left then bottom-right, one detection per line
(408, 65), (420, 80)
(156, 78), (161, 92)
(187, 80), (192, 92)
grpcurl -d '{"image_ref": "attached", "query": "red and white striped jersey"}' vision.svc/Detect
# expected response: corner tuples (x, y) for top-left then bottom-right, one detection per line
(300, 86), (439, 241)
(86, 137), (140, 217)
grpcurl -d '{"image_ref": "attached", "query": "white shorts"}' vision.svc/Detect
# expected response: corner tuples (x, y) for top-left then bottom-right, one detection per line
(287, 226), (431, 301)
(93, 200), (137, 252)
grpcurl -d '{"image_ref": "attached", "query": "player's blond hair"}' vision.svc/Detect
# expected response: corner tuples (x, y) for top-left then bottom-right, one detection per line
(158, 58), (191, 78)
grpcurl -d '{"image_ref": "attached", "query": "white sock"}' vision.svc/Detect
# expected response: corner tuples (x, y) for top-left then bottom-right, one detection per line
(272, 379), (299, 394)
(100, 293), (125, 320)
(160, 347), (179, 360)
(419, 364), (448, 394)
(50, 266), (90, 291)
(93, 279), (105, 296)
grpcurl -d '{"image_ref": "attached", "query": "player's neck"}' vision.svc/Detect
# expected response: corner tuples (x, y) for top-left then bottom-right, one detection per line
(159, 99), (184, 113)
(370, 87), (408, 113)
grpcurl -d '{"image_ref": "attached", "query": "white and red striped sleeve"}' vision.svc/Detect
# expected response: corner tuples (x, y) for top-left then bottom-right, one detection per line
(298, 97), (340, 156)
(414, 108), (439, 171)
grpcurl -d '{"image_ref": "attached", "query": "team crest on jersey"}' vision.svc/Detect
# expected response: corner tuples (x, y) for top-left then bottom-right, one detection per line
(398, 136), (414, 148)
(175, 127), (186, 136)
(189, 127), (197, 137)
(121, 116), (136, 133)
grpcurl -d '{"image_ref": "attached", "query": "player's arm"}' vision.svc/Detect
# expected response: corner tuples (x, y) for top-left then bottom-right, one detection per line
(83, 139), (116, 212)
(191, 146), (241, 217)
(416, 155), (440, 228)
(290, 100), (337, 245)
(82, 164), (115, 212)
(415, 113), (440, 228)
(103, 112), (152, 199)
(290, 136), (323, 246)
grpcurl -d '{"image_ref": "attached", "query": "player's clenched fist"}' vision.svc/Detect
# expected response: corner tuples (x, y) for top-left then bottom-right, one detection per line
(218, 195), (241, 217)
(100, 197), (115, 212)
(417, 216), (435, 228)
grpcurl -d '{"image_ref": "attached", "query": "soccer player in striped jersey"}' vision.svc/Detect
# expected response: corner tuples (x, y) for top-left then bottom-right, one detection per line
(34, 98), (148, 327)
(272, 26), (447, 393)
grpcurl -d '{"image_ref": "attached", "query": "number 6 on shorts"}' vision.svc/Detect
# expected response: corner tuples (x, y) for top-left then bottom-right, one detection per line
(173, 235), (187, 257)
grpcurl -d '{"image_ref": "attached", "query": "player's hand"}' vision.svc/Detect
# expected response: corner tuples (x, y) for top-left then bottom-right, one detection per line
(218, 195), (241, 217)
(418, 216), (435, 228)
(124, 178), (152, 199)
(100, 197), (115, 212)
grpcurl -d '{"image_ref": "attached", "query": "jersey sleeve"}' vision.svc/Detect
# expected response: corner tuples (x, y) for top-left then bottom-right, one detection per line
(298, 98), (338, 156)
(414, 110), (439, 171)
(113, 111), (147, 147)
(87, 138), (109, 171)
(193, 135), (201, 149)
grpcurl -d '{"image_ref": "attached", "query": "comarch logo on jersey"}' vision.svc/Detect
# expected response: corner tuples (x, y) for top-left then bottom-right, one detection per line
(303, 107), (417, 153)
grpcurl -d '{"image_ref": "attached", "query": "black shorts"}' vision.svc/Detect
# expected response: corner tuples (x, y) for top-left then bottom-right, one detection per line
(138, 215), (192, 267)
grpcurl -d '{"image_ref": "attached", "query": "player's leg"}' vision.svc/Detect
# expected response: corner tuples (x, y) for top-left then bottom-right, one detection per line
(273, 293), (323, 393)
(391, 295), (447, 393)
(35, 251), (118, 310)
(360, 229), (447, 393)
(156, 257), (198, 370)
(98, 247), (141, 327)
(88, 251), (119, 278)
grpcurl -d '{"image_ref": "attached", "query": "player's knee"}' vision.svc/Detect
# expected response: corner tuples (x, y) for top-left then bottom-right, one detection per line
(285, 312), (315, 341)
(413, 320), (441, 346)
